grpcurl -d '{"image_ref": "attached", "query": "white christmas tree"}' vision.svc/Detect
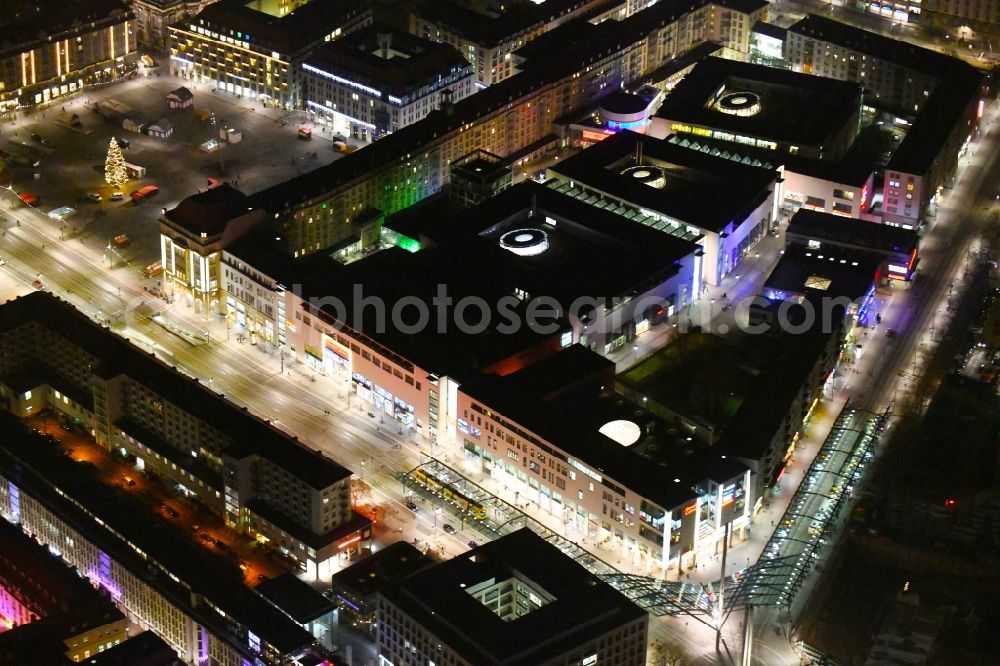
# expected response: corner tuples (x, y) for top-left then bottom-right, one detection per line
(105, 137), (127, 188)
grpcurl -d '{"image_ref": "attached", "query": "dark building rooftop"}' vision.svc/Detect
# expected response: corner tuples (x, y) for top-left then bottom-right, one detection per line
(787, 14), (984, 176)
(787, 209), (918, 256)
(654, 57), (863, 149)
(461, 345), (748, 510)
(763, 243), (881, 304)
(256, 573), (335, 624)
(304, 25), (471, 100)
(330, 541), (432, 602)
(413, 0), (609, 48)
(0, 292), (351, 491)
(379, 528), (647, 665)
(550, 130), (778, 233)
(0, 0), (131, 57)
(84, 631), (181, 666)
(194, 0), (369, 55)
(163, 184), (251, 238)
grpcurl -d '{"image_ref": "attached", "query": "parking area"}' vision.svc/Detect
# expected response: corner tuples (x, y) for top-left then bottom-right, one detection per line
(2, 72), (351, 269)
(27, 410), (287, 587)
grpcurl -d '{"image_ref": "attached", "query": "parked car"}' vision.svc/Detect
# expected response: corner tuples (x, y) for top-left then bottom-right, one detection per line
(86, 192), (102, 202)
(442, 523), (456, 535)
(131, 185), (159, 203)
(116, 136), (130, 149)
(30, 132), (49, 146)
(405, 500), (418, 511)
(110, 191), (124, 201)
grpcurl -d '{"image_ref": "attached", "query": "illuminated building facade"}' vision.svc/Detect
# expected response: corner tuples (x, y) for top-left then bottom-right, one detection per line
(252, 0), (769, 257)
(0, 519), (128, 663)
(303, 26), (475, 141)
(378, 529), (648, 666)
(784, 15), (984, 228)
(132, 0), (217, 48)
(0, 292), (370, 584)
(547, 130), (779, 286)
(159, 184), (266, 315)
(0, 0), (138, 117)
(454, 349), (753, 574)
(924, 0), (1000, 25)
(168, 0), (373, 108)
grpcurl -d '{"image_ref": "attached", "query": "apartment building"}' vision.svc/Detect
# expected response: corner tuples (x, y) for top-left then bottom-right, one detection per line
(168, 0), (373, 108)
(0, 0), (138, 116)
(0, 413), (321, 665)
(0, 519), (128, 663)
(303, 26), (476, 141)
(377, 529), (649, 666)
(410, 0), (625, 87)
(132, 0), (217, 48)
(0, 292), (369, 582)
(250, 0), (768, 257)
(925, 0), (1000, 26)
(784, 15), (984, 228)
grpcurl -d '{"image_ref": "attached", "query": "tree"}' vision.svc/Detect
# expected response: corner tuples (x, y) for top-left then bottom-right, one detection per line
(105, 137), (127, 188)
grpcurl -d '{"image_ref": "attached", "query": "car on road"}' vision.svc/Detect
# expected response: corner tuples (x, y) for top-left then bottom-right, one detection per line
(123, 476), (136, 487)
(31, 278), (45, 290)
(30, 133), (50, 146)
(85, 192), (102, 202)
(110, 191), (124, 201)
(116, 137), (130, 149)
(467, 540), (478, 548)
(405, 500), (418, 511)
(165, 507), (180, 518)
(885, 329), (897, 338)
(47, 206), (76, 220)
(442, 523), (456, 534)
(0, 257), (5, 266)
(199, 533), (214, 543)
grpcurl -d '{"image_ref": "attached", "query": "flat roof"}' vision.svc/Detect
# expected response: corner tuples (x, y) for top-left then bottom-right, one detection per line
(654, 57), (862, 148)
(379, 529), (647, 665)
(448, 181), (699, 308)
(549, 130), (778, 233)
(194, 0), (369, 54)
(787, 209), (917, 255)
(763, 243), (881, 304)
(330, 541), (433, 600)
(256, 573), (335, 624)
(0, 293), (351, 491)
(0, 413), (314, 656)
(304, 26), (471, 99)
(163, 184), (250, 238)
(0, 0), (130, 56)
(461, 346), (748, 510)
(752, 21), (787, 41)
(619, 330), (837, 463)
(787, 14), (984, 176)
(413, 0), (608, 48)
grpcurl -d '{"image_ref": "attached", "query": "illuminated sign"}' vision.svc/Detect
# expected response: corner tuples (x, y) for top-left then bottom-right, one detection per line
(580, 129), (612, 143)
(337, 535), (362, 549)
(669, 123), (777, 149)
(721, 484), (736, 508)
(683, 503), (696, 516)
(887, 264), (908, 274)
(978, 99), (985, 120)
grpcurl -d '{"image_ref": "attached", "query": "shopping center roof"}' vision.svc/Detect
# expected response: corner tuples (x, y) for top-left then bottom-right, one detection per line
(550, 130), (778, 233)
(787, 209), (918, 256)
(654, 57), (863, 148)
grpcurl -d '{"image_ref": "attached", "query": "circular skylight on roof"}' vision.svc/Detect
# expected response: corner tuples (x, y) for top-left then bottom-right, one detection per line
(499, 228), (549, 256)
(620, 165), (666, 189)
(716, 91), (761, 117)
(600, 420), (642, 447)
